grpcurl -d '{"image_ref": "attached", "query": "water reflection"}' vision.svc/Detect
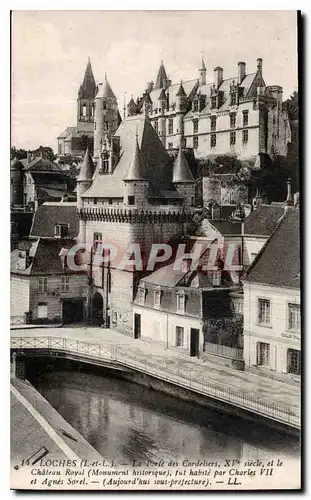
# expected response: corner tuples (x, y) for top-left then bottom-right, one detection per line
(34, 370), (300, 464)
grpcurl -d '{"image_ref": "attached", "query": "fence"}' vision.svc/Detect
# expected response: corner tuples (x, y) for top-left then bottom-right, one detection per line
(203, 341), (244, 360)
(10, 316), (25, 326)
(10, 336), (300, 429)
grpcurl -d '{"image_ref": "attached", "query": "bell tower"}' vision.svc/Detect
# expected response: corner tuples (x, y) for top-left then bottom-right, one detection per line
(77, 58), (97, 133)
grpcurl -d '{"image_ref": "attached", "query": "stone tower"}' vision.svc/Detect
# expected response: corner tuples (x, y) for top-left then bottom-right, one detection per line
(172, 146), (196, 207)
(175, 82), (187, 147)
(77, 58), (97, 134)
(93, 75), (119, 160)
(11, 158), (24, 206)
(123, 135), (149, 209)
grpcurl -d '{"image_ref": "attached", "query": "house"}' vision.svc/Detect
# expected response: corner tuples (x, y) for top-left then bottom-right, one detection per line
(132, 260), (244, 369)
(11, 201), (86, 325)
(243, 208), (300, 379)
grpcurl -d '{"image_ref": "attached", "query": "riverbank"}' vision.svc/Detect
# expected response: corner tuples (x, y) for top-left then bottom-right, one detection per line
(11, 374), (103, 489)
(11, 326), (300, 431)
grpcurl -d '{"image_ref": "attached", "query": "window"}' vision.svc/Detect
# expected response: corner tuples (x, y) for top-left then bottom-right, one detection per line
(210, 134), (216, 148)
(230, 131), (236, 145)
(193, 119), (199, 134)
(287, 349), (301, 375)
(258, 298), (271, 325)
(243, 130), (249, 144)
(168, 119), (173, 135)
(128, 196), (135, 206)
(154, 287), (162, 308)
(61, 276), (69, 292)
(230, 93), (237, 106)
(154, 119), (158, 133)
(288, 304), (300, 331)
(243, 110), (249, 126)
(211, 116), (217, 131)
(211, 96), (217, 109)
(257, 342), (270, 367)
(230, 113), (236, 128)
(177, 291), (185, 313)
(108, 198), (113, 205)
(37, 303), (48, 319)
(176, 326), (184, 347)
(193, 100), (199, 112)
(103, 102), (107, 110)
(102, 158), (109, 172)
(92, 105), (94, 117)
(138, 285), (146, 305)
(93, 232), (102, 251)
(54, 224), (62, 238)
(38, 277), (48, 293)
(82, 105), (87, 117)
(193, 136), (199, 149)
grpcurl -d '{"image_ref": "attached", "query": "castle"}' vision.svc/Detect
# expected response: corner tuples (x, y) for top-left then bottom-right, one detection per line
(58, 57), (291, 168)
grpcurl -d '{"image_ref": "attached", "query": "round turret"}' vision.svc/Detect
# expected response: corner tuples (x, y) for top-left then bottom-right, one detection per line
(94, 75), (119, 159)
(11, 157), (24, 206)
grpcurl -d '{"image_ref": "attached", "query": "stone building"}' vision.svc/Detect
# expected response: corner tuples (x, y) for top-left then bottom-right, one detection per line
(10, 155), (71, 210)
(243, 208), (300, 379)
(10, 201), (86, 324)
(130, 58), (291, 167)
(77, 86), (198, 332)
(57, 60), (121, 157)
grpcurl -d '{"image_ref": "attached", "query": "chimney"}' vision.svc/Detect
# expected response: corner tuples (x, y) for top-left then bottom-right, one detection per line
(214, 67), (223, 89)
(238, 61), (246, 85)
(257, 58), (263, 74)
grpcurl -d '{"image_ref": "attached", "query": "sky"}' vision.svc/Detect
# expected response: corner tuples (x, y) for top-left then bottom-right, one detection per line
(11, 10), (298, 151)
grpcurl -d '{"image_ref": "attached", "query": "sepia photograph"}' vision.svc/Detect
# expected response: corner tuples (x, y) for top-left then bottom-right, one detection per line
(10, 9), (300, 491)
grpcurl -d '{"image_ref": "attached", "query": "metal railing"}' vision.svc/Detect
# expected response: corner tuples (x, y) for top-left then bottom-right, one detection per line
(10, 316), (25, 326)
(203, 342), (244, 360)
(10, 336), (300, 429)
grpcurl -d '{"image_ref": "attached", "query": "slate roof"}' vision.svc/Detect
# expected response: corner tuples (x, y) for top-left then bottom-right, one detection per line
(83, 115), (174, 198)
(172, 147), (195, 183)
(124, 138), (146, 181)
(243, 204), (285, 236)
(208, 219), (242, 235)
(154, 61), (168, 90)
(24, 157), (62, 173)
(96, 76), (117, 99)
(11, 238), (81, 276)
(30, 202), (79, 239)
(57, 127), (77, 140)
(77, 147), (94, 182)
(245, 209), (300, 288)
(79, 59), (96, 99)
(150, 79), (198, 111)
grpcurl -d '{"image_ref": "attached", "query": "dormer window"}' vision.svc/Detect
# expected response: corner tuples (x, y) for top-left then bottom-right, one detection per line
(176, 290), (186, 314)
(154, 286), (162, 308)
(211, 96), (217, 109)
(168, 118), (173, 135)
(230, 92), (237, 106)
(230, 113), (237, 128)
(54, 224), (62, 238)
(211, 116), (217, 131)
(138, 283), (146, 305)
(193, 119), (199, 134)
(193, 100), (199, 112)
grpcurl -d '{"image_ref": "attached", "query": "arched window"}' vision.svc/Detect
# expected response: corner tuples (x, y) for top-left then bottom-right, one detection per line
(82, 105), (87, 117)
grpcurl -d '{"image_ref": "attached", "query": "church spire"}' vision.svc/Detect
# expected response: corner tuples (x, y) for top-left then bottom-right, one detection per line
(154, 60), (168, 90)
(79, 58), (96, 99)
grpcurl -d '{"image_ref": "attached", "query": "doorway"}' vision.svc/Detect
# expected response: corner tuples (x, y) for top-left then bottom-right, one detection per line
(190, 328), (200, 357)
(62, 299), (84, 324)
(134, 313), (141, 339)
(91, 292), (103, 326)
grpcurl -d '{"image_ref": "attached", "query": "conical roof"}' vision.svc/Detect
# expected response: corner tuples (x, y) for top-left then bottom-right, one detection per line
(124, 137), (146, 181)
(100, 75), (117, 99)
(154, 61), (168, 89)
(11, 157), (23, 170)
(172, 147), (195, 183)
(176, 82), (186, 97)
(77, 147), (94, 182)
(127, 97), (136, 108)
(79, 58), (96, 99)
(200, 57), (206, 71)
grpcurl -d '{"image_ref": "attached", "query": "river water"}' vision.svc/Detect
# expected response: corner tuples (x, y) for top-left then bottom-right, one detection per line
(34, 369), (300, 466)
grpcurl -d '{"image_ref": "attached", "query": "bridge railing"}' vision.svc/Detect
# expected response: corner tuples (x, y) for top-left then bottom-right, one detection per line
(10, 336), (300, 429)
